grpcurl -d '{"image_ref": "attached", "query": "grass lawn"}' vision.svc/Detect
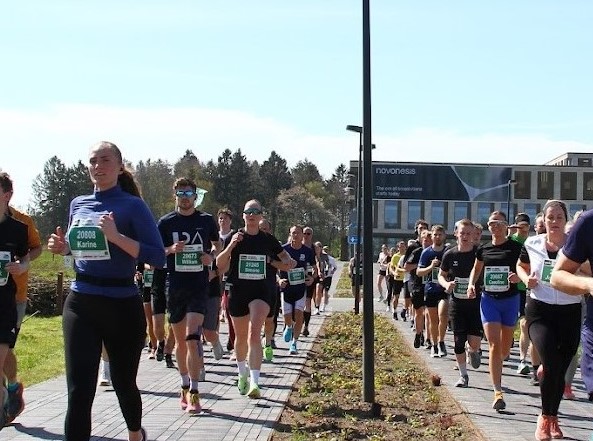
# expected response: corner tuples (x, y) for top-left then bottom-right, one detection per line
(30, 250), (75, 280)
(333, 266), (365, 298)
(272, 312), (485, 440)
(15, 315), (64, 386)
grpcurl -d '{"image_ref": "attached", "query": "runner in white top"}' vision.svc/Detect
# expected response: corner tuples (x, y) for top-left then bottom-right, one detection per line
(517, 200), (581, 440)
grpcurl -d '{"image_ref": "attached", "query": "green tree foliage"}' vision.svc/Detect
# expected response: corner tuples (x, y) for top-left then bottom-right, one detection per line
(30, 156), (94, 238)
(207, 149), (254, 228)
(258, 151), (293, 235)
(323, 164), (350, 258)
(135, 159), (174, 219)
(28, 150), (347, 249)
(174, 149), (205, 182)
(275, 186), (338, 247)
(291, 159), (322, 187)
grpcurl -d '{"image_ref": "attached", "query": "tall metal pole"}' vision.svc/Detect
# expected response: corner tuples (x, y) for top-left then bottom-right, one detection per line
(506, 179), (516, 221)
(361, 0), (376, 408)
(354, 133), (362, 314)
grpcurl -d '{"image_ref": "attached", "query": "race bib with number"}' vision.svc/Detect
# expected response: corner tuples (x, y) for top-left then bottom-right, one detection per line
(484, 266), (510, 292)
(540, 259), (556, 285)
(287, 267), (306, 285)
(68, 225), (110, 260)
(422, 267), (439, 284)
(143, 269), (154, 288)
(0, 251), (11, 287)
(238, 254), (266, 280)
(175, 244), (203, 272)
(453, 277), (470, 299)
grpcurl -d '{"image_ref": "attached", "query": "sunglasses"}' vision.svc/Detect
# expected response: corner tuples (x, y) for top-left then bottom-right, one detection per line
(243, 208), (263, 215)
(175, 190), (196, 198)
(304, 232), (312, 235)
(487, 220), (507, 227)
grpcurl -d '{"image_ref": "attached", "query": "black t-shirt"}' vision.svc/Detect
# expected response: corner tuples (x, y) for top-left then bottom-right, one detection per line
(403, 239), (421, 265)
(0, 216), (29, 305)
(476, 239), (522, 297)
(408, 246), (424, 293)
(157, 210), (219, 289)
(441, 247), (476, 279)
(226, 230), (284, 290)
(441, 246), (479, 302)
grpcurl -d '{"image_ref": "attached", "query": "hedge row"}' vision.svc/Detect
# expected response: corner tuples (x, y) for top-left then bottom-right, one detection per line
(27, 276), (71, 316)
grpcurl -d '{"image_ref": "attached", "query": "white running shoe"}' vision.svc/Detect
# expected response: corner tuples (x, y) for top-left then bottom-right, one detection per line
(98, 360), (111, 386)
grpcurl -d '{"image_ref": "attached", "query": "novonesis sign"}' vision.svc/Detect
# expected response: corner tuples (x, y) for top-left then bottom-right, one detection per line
(372, 164), (512, 201)
(375, 167), (417, 175)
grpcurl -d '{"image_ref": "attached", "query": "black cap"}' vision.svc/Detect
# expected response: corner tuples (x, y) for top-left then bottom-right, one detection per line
(510, 213), (530, 228)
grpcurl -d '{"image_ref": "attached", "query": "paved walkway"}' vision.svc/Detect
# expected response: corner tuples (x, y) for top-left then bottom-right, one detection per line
(4, 262), (593, 440)
(385, 298), (593, 441)
(4, 274), (343, 441)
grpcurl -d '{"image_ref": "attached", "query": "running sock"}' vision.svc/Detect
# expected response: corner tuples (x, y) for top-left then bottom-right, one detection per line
(304, 311), (311, 327)
(237, 360), (248, 377)
(189, 379), (199, 391)
(250, 369), (260, 386)
(494, 385), (502, 392)
(532, 364), (540, 380)
(458, 363), (468, 377)
(181, 373), (190, 388)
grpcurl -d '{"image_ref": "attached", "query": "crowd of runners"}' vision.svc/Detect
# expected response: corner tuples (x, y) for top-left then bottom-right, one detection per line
(369, 205), (593, 441)
(3, 141), (593, 441)
(0, 141), (339, 440)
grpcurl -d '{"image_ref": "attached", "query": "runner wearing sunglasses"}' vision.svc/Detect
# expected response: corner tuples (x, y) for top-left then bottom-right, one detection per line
(216, 200), (296, 399)
(157, 178), (220, 414)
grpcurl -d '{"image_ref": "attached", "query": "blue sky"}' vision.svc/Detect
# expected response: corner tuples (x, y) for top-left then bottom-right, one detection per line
(2, 1), (593, 208)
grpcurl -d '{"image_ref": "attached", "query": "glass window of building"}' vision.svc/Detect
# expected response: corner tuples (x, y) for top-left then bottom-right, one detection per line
(384, 201), (400, 229)
(569, 204), (586, 219)
(514, 171), (531, 199)
(407, 201), (423, 230)
(373, 200), (378, 228)
(523, 203), (540, 225)
(584, 172), (593, 200)
(537, 171), (555, 200)
(500, 203), (516, 221)
(560, 172), (577, 200)
(454, 202), (469, 223)
(477, 203), (493, 227)
(431, 202), (447, 229)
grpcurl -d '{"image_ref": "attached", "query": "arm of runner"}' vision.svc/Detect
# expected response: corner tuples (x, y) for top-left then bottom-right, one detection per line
(516, 259), (538, 290)
(216, 231), (243, 274)
(6, 253), (30, 276)
(437, 268), (454, 293)
(550, 250), (593, 296)
(467, 259), (484, 299)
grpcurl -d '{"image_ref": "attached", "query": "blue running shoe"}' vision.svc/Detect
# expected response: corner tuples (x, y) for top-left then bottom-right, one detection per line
(283, 326), (293, 343)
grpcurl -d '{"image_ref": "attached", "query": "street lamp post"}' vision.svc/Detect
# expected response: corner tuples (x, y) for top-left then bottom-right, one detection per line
(346, 124), (363, 314)
(361, 0), (377, 411)
(507, 179), (517, 221)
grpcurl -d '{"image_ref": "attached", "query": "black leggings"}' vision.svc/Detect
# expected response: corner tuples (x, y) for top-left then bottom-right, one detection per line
(62, 291), (146, 441)
(386, 275), (395, 303)
(526, 297), (581, 416)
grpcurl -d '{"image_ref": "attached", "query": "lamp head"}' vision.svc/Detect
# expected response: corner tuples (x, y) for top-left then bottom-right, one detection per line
(346, 125), (363, 133)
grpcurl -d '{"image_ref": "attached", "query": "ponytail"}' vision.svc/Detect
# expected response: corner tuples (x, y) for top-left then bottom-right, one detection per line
(118, 169), (141, 197)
